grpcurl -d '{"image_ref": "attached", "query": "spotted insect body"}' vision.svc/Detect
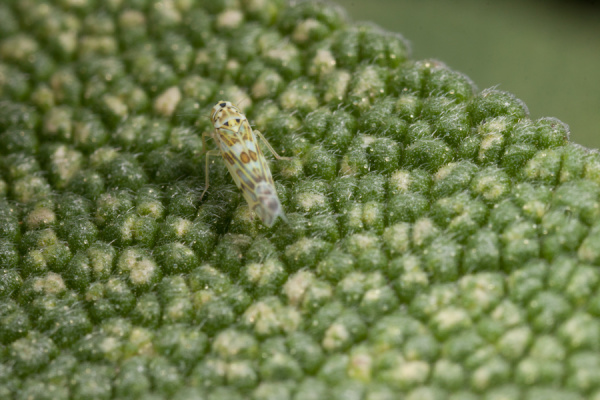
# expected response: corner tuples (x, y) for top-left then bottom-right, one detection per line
(202, 100), (289, 227)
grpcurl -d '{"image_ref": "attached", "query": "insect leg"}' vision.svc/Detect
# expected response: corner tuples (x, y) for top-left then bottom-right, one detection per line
(254, 130), (292, 161)
(200, 132), (221, 201)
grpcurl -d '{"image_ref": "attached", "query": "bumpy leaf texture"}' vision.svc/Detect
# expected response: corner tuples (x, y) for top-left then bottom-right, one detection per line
(1, 0), (600, 399)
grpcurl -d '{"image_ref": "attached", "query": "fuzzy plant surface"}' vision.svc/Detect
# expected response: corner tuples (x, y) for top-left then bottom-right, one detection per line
(2, 0), (600, 399)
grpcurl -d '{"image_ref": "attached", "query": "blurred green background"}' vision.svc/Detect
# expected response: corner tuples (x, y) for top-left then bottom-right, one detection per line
(333, 0), (600, 150)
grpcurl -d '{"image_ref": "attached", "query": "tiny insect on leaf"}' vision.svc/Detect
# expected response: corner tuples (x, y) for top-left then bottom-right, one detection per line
(201, 100), (291, 227)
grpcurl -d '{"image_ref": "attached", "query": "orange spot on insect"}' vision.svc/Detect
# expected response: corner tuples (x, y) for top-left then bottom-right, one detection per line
(249, 150), (258, 161)
(240, 152), (250, 164)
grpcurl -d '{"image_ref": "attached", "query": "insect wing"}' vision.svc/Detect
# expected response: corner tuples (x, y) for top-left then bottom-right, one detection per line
(253, 181), (287, 227)
(214, 111), (285, 227)
(216, 119), (263, 190)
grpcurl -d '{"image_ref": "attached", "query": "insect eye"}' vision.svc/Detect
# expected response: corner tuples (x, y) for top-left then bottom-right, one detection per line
(220, 102), (226, 107)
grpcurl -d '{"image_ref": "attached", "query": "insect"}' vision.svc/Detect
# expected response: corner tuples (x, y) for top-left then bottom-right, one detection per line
(201, 100), (291, 227)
